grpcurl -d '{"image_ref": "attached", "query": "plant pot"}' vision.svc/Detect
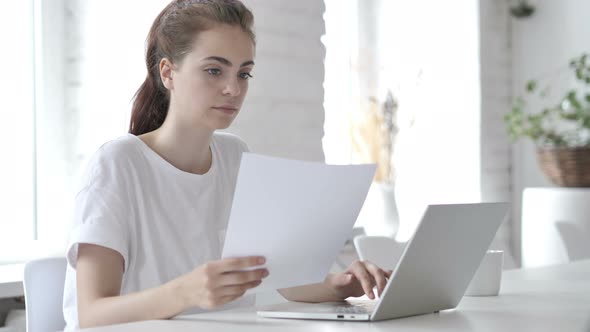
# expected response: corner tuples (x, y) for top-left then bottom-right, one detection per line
(536, 147), (590, 187)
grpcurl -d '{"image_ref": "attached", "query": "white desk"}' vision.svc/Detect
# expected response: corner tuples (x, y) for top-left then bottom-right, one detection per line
(0, 264), (24, 299)
(80, 260), (590, 332)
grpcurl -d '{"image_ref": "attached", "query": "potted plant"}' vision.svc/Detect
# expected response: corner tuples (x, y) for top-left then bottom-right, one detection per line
(350, 90), (401, 237)
(504, 53), (590, 187)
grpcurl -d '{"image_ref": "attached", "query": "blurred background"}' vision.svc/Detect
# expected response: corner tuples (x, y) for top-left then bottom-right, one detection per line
(1, 0), (589, 273)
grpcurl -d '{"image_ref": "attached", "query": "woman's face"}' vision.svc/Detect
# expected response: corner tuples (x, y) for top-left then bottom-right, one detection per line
(167, 24), (255, 130)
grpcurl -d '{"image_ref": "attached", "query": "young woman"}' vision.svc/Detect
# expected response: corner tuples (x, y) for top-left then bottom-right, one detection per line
(63, 0), (390, 329)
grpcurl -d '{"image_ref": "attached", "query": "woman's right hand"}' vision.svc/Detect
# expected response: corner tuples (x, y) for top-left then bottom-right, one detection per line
(176, 256), (268, 310)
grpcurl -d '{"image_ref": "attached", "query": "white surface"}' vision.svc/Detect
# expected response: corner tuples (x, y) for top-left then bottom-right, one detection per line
(222, 153), (376, 292)
(4, 309), (25, 332)
(521, 187), (590, 268)
(0, 264), (24, 299)
(79, 260), (590, 331)
(23, 257), (67, 332)
(465, 250), (504, 296)
(353, 235), (406, 271)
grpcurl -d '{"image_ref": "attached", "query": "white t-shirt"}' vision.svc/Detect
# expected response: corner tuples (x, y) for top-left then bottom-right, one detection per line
(62, 132), (253, 330)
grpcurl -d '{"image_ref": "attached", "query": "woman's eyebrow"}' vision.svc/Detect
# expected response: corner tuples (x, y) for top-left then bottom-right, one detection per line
(202, 56), (255, 67)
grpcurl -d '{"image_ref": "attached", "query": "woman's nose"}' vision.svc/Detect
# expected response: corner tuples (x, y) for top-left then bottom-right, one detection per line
(222, 77), (241, 96)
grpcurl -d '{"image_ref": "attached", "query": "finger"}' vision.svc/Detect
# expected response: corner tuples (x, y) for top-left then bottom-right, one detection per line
(218, 279), (262, 296)
(349, 261), (376, 299)
(216, 293), (245, 307)
(210, 256), (266, 273)
(385, 270), (393, 278)
(364, 262), (387, 297)
(217, 268), (269, 287)
(364, 262), (386, 296)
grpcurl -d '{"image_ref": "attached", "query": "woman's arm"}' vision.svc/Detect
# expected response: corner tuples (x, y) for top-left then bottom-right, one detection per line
(278, 260), (391, 303)
(76, 244), (268, 328)
(277, 279), (341, 303)
(76, 244), (182, 327)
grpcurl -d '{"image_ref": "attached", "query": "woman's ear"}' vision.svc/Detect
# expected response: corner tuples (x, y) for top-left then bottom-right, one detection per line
(159, 58), (174, 90)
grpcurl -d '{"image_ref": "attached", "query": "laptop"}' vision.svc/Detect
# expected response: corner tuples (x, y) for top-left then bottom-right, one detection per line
(257, 202), (509, 321)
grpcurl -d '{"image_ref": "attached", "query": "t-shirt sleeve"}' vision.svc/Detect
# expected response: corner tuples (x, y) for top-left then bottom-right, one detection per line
(66, 186), (130, 272)
(232, 134), (250, 153)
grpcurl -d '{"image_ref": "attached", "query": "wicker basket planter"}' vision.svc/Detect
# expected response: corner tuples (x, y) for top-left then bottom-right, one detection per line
(537, 147), (590, 187)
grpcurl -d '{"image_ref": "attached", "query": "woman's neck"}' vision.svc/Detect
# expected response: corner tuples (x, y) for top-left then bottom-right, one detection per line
(138, 119), (214, 175)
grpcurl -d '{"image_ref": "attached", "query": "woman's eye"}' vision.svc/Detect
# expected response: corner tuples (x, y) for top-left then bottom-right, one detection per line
(239, 72), (253, 80)
(206, 68), (221, 76)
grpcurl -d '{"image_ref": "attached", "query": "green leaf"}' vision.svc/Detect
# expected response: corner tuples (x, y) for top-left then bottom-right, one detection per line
(526, 80), (537, 92)
(507, 53), (590, 147)
(567, 90), (582, 110)
(560, 112), (578, 121)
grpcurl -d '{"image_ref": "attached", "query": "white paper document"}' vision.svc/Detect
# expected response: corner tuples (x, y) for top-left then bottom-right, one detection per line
(221, 153), (376, 293)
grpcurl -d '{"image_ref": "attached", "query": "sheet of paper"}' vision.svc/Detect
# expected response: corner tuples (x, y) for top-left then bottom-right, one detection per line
(221, 153), (376, 293)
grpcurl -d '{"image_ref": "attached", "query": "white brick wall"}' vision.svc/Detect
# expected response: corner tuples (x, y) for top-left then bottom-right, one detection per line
(479, 0), (512, 205)
(229, 0), (326, 162)
(478, 0), (516, 266)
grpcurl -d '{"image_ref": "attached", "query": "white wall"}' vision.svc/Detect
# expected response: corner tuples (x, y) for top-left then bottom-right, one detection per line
(374, 0), (483, 242)
(230, 0), (326, 162)
(510, 0), (590, 264)
(0, 1), (36, 242)
(478, 0), (515, 266)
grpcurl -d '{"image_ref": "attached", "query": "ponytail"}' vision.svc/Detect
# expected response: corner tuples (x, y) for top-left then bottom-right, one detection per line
(129, 77), (170, 136)
(129, 8), (170, 136)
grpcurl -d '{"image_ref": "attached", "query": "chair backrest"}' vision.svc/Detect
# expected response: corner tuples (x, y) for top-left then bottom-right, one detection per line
(23, 257), (67, 332)
(353, 235), (407, 271)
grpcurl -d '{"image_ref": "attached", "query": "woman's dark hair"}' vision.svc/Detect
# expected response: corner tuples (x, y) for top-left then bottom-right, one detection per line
(129, 0), (255, 135)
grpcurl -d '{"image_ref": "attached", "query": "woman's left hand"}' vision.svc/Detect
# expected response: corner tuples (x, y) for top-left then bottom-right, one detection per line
(323, 260), (392, 301)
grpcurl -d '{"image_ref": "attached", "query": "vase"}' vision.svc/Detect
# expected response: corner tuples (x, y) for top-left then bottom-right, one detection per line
(357, 182), (400, 238)
(379, 182), (400, 237)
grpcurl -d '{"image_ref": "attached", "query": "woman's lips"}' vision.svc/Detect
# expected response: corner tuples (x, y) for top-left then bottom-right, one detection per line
(213, 106), (238, 115)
